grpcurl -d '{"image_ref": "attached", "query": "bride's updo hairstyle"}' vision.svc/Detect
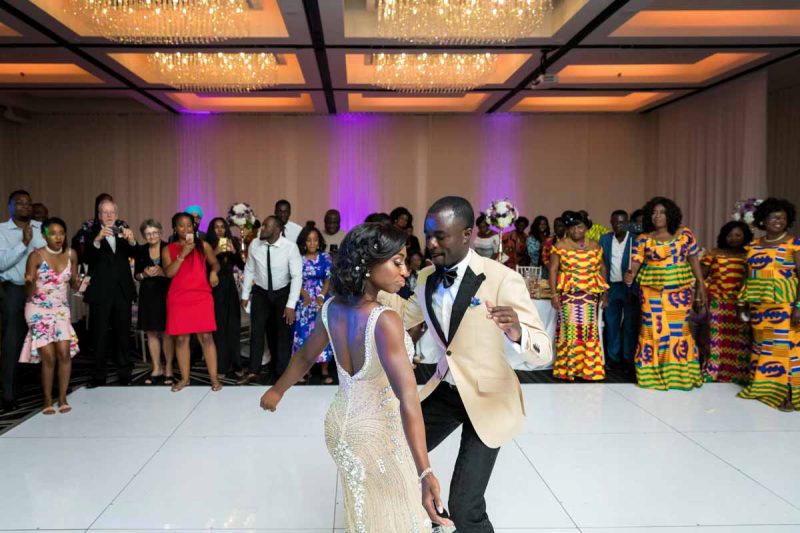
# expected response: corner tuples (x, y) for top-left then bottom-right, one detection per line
(332, 222), (407, 300)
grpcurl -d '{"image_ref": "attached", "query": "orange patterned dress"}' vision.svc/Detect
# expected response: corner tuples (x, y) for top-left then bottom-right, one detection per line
(552, 247), (609, 381)
(701, 252), (750, 384)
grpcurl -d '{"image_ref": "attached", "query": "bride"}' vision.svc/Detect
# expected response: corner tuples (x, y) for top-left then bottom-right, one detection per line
(260, 222), (452, 532)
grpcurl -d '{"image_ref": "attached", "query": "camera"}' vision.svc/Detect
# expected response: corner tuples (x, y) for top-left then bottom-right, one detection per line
(111, 225), (121, 237)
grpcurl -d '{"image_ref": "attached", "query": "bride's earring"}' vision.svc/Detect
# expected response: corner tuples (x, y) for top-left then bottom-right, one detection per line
(365, 271), (371, 278)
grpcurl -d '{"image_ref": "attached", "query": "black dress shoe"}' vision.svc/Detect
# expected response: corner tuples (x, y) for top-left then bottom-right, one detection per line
(2, 400), (20, 413)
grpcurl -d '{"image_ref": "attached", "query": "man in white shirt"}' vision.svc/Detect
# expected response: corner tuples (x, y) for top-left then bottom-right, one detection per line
(275, 199), (303, 246)
(239, 216), (302, 384)
(599, 209), (639, 372)
(322, 209), (345, 254)
(0, 190), (45, 411)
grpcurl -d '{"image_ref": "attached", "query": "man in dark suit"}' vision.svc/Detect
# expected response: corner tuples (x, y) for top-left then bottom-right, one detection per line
(599, 210), (639, 373)
(83, 199), (138, 387)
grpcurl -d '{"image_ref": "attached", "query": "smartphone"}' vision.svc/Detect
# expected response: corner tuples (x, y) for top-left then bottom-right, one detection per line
(218, 237), (228, 251)
(78, 275), (91, 295)
(329, 244), (339, 254)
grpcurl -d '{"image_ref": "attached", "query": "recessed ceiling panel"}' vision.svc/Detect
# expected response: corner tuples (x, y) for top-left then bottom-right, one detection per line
(0, 22), (21, 37)
(612, 10), (800, 38)
(511, 91), (673, 112)
(344, 92), (491, 113)
(162, 91), (317, 113)
(0, 62), (103, 84)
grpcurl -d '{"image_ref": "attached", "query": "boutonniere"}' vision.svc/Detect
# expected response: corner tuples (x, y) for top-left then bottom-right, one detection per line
(470, 296), (481, 308)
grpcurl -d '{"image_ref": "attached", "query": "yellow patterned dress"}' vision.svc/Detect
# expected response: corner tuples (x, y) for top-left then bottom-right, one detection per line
(633, 228), (703, 390)
(321, 301), (431, 533)
(702, 252), (750, 384)
(737, 236), (800, 410)
(553, 247), (609, 381)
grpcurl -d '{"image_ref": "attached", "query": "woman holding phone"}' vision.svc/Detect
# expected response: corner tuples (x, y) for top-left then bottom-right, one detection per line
(206, 217), (245, 378)
(163, 212), (222, 392)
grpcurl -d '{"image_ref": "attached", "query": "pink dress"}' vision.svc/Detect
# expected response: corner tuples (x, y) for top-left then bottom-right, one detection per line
(20, 251), (79, 363)
(166, 243), (216, 335)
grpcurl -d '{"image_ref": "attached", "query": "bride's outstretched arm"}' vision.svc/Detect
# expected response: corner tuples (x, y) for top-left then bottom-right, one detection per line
(374, 311), (453, 528)
(260, 315), (328, 411)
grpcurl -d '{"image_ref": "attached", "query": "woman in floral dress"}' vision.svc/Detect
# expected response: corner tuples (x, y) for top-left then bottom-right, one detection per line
(21, 218), (81, 415)
(292, 224), (334, 383)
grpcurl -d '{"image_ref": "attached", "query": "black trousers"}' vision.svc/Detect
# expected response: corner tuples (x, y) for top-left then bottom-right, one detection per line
(248, 285), (291, 376)
(89, 291), (133, 383)
(1, 283), (28, 403)
(423, 384), (500, 533)
(213, 285), (242, 374)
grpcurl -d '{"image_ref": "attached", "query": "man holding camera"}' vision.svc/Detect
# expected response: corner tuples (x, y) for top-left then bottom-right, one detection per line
(84, 198), (138, 387)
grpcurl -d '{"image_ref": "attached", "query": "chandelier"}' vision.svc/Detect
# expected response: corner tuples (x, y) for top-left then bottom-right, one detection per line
(372, 52), (498, 93)
(377, 0), (554, 45)
(69, 0), (249, 44)
(148, 52), (279, 92)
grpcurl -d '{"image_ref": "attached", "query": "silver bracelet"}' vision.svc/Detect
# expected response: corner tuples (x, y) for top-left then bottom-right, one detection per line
(418, 467), (433, 483)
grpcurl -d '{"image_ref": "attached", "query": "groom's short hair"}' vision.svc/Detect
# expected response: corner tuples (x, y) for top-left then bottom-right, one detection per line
(428, 196), (475, 230)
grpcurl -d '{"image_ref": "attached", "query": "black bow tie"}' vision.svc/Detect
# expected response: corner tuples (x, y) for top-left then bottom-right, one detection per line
(434, 267), (459, 289)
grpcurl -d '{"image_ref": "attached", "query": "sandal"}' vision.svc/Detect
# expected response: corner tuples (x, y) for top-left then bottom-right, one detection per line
(144, 372), (163, 385)
(211, 381), (223, 392)
(322, 374), (334, 385)
(58, 403), (72, 414)
(163, 375), (175, 386)
(171, 380), (190, 392)
(42, 405), (56, 416)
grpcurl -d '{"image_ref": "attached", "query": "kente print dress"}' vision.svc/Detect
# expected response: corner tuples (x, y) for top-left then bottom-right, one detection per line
(633, 228), (703, 391)
(321, 301), (431, 533)
(701, 252), (750, 384)
(737, 236), (800, 410)
(552, 247), (608, 381)
(20, 252), (80, 363)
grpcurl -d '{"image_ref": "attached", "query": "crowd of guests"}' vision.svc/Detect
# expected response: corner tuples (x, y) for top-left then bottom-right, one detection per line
(0, 189), (798, 415)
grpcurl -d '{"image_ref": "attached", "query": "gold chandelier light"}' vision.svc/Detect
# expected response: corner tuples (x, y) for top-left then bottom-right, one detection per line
(69, 0), (249, 44)
(372, 52), (498, 93)
(148, 52), (279, 92)
(377, 0), (554, 45)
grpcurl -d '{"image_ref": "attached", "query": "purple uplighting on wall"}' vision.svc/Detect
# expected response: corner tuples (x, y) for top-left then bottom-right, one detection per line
(480, 113), (523, 218)
(177, 115), (217, 225)
(328, 114), (382, 231)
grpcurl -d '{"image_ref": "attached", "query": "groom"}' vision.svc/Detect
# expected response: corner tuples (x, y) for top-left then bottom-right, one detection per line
(402, 196), (553, 532)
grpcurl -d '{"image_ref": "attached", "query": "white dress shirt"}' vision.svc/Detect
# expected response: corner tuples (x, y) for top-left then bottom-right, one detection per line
(0, 219), (45, 285)
(242, 236), (303, 309)
(429, 249), (528, 385)
(283, 220), (303, 246)
(610, 232), (629, 283)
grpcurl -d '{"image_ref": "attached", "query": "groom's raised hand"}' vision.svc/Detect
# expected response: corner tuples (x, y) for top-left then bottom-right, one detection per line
(485, 301), (522, 343)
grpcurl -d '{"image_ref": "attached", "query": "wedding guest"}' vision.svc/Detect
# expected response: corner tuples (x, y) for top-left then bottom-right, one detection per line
(293, 223), (334, 384)
(206, 217), (244, 378)
(0, 190), (46, 412)
(134, 219), (173, 385)
(502, 216), (531, 269)
(541, 216), (566, 270)
(473, 214), (501, 260)
(391, 206), (422, 256)
(398, 250), (424, 300)
(71, 193), (127, 263)
(365, 212), (392, 224)
(582, 210), (609, 242)
(275, 199), (302, 245)
(20, 218), (80, 414)
(162, 212), (222, 392)
(526, 215), (550, 268)
(239, 216), (302, 384)
(625, 197), (705, 391)
(323, 209), (345, 253)
(549, 211), (608, 381)
(31, 203), (49, 223)
(83, 198), (138, 388)
(600, 210), (639, 372)
(185, 205), (206, 240)
(737, 198), (800, 411)
(700, 221), (752, 384)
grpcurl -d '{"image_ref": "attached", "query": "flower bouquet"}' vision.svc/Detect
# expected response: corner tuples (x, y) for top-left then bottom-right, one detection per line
(731, 198), (763, 227)
(485, 198), (518, 230)
(227, 202), (258, 259)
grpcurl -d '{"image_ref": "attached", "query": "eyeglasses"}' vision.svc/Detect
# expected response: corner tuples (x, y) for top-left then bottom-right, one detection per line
(143, 231), (161, 238)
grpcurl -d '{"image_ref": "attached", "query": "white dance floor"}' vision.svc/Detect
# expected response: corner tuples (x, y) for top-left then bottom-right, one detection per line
(1, 383), (799, 533)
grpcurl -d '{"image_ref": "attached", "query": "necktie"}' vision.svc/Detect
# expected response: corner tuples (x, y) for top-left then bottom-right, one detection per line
(266, 244), (274, 295)
(434, 267), (458, 289)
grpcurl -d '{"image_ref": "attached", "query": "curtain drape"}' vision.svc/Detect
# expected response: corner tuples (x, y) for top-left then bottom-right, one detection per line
(768, 84), (800, 212)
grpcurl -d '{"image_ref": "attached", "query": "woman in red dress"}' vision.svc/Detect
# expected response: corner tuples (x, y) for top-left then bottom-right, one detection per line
(162, 212), (222, 392)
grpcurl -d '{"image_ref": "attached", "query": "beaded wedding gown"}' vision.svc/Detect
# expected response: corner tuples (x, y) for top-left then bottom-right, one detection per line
(321, 300), (432, 533)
